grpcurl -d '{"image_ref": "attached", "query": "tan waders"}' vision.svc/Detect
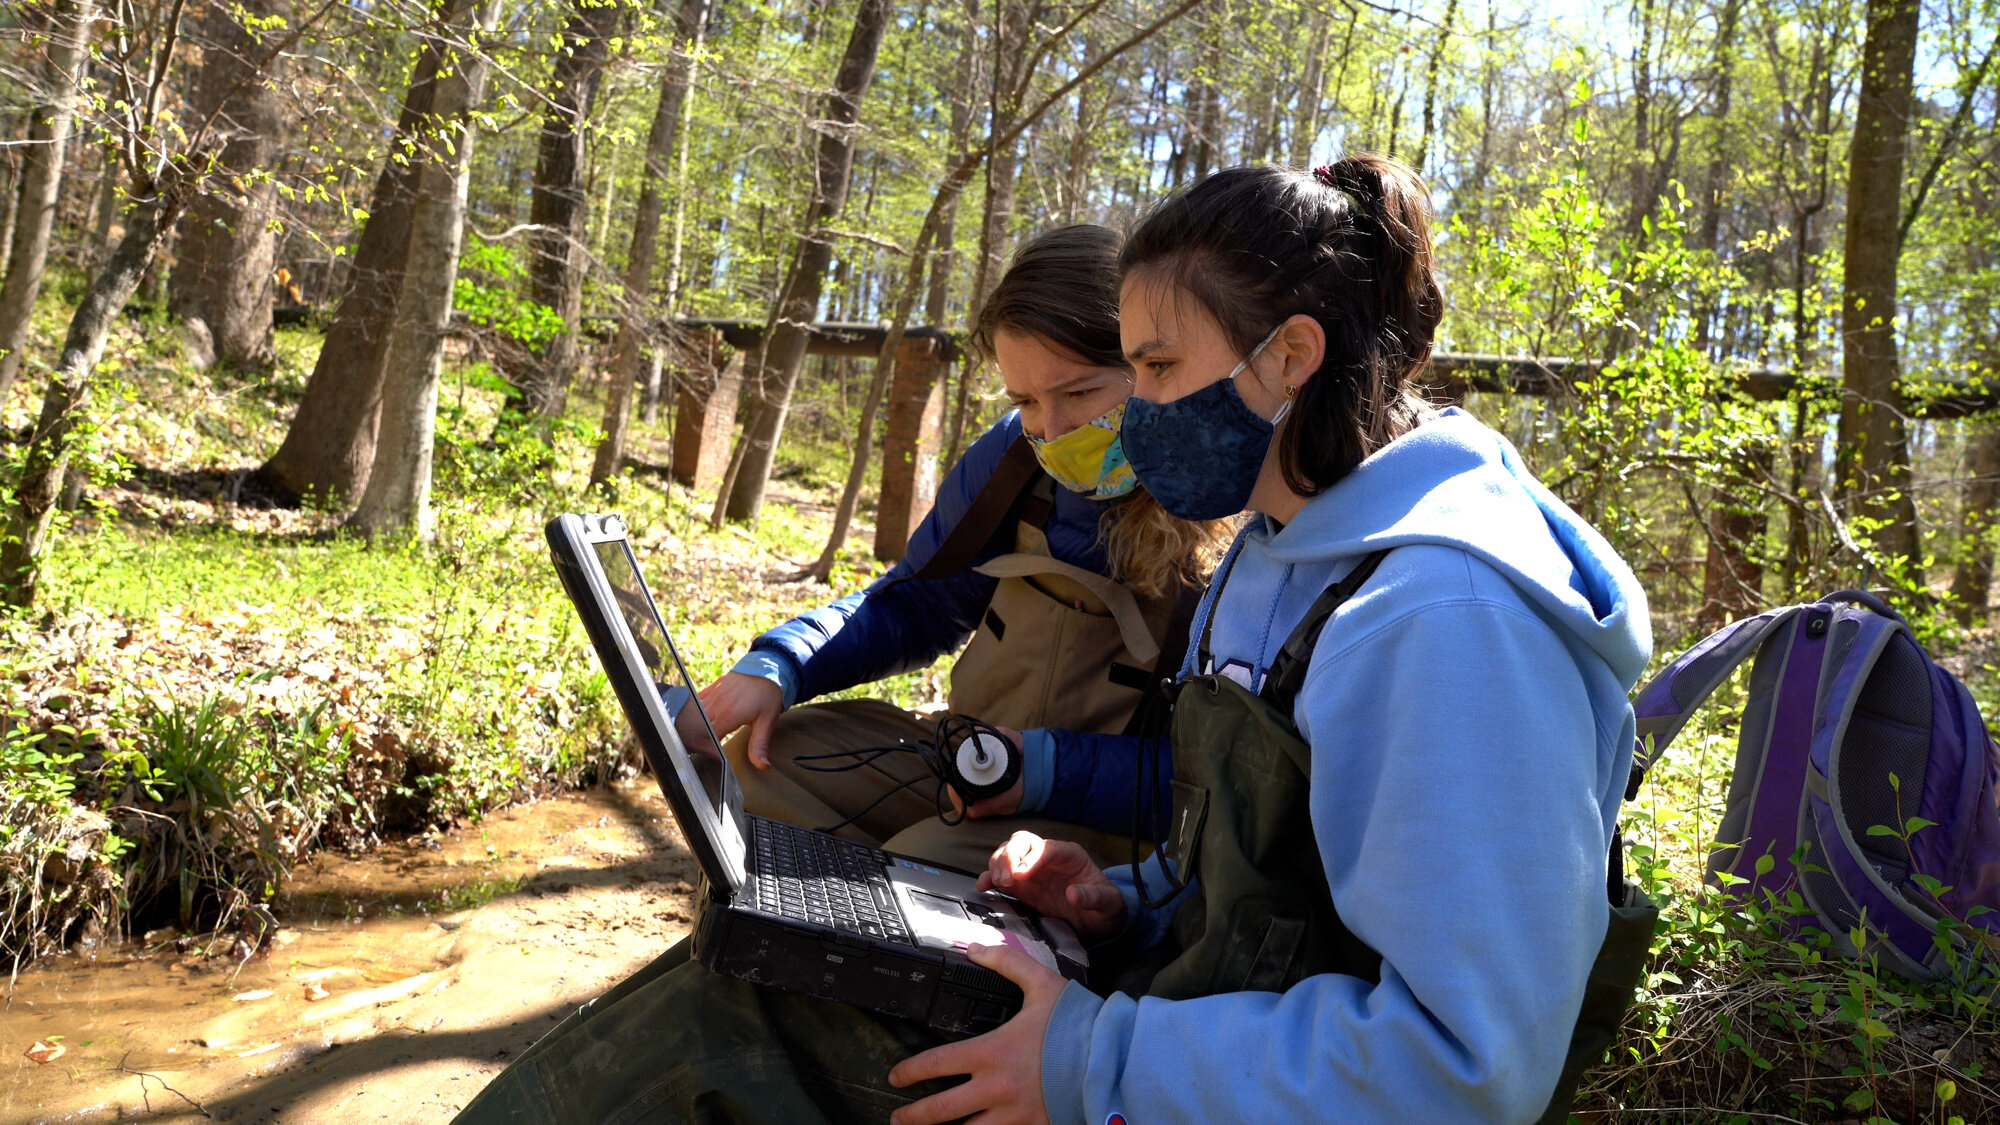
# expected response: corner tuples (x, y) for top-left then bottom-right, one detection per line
(732, 445), (1193, 873)
(722, 699), (1136, 873)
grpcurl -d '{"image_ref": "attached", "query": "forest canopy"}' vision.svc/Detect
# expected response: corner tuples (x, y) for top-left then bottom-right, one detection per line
(0, 0), (1994, 619)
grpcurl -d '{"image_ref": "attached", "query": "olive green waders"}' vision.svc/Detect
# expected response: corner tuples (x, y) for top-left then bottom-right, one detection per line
(451, 938), (960, 1123)
(1120, 551), (1661, 1122)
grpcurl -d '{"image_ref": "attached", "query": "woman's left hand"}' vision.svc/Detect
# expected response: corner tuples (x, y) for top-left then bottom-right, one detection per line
(886, 941), (1065, 1125)
(946, 725), (1026, 819)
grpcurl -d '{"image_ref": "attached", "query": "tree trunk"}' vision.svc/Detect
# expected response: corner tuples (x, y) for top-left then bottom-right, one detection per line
(1780, 49), (1840, 591)
(1466, 6), (1496, 208)
(0, 0), (95, 401)
(1057, 25), (1100, 222)
(1834, 0), (1923, 568)
(721, 0), (893, 522)
(640, 349), (666, 423)
(515, 0), (625, 423)
(251, 0), (463, 506)
(932, 11), (980, 469)
(970, 0), (1031, 315)
(1191, 17), (1221, 180)
(0, 143), (19, 283)
(1952, 424), (2000, 624)
(939, 0), (1029, 474)
(1287, 7), (1331, 167)
(1414, 0), (1458, 173)
(167, 0), (291, 372)
(1692, 0), (1740, 354)
(0, 173), (192, 607)
(589, 0), (714, 488)
(90, 145), (120, 263)
(1626, 0), (1655, 238)
(345, 0), (503, 538)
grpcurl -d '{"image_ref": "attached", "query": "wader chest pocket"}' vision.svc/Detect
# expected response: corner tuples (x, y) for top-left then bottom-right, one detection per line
(1215, 898), (1310, 993)
(1166, 780), (1208, 873)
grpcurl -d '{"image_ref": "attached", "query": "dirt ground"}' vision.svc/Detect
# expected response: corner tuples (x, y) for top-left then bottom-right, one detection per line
(3, 780), (701, 1123)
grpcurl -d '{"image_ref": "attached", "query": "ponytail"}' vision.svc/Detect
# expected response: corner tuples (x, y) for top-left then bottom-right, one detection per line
(1121, 156), (1445, 494)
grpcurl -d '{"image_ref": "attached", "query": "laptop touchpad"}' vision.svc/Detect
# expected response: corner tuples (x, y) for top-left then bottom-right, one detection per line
(893, 875), (1060, 974)
(907, 889), (970, 922)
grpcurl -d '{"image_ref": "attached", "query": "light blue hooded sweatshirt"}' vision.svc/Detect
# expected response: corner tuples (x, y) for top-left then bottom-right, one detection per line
(1038, 408), (1653, 1124)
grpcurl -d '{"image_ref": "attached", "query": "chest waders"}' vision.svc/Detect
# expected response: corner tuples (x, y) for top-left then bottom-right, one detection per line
(1132, 551), (1661, 1124)
(908, 435), (1198, 736)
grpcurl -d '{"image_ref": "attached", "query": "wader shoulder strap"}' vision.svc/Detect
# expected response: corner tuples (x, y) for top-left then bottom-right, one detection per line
(910, 434), (1052, 582)
(1122, 579), (1202, 737)
(1257, 550), (1393, 713)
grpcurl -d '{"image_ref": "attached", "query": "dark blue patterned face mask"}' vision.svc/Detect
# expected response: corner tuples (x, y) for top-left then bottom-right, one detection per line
(1120, 326), (1287, 521)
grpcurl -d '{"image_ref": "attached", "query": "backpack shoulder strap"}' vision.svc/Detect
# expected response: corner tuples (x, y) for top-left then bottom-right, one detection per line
(1626, 605), (1808, 799)
(908, 434), (1047, 582)
(1257, 550), (1393, 713)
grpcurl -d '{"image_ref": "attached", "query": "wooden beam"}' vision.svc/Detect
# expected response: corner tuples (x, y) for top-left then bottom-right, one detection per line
(572, 319), (2000, 420)
(1423, 353), (1998, 419)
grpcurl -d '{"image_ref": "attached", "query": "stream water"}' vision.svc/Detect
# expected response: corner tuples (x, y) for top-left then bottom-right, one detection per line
(3, 779), (702, 1123)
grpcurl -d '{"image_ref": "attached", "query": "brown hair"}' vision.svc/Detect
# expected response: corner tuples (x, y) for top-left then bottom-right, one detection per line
(971, 225), (1235, 596)
(1120, 155), (1444, 494)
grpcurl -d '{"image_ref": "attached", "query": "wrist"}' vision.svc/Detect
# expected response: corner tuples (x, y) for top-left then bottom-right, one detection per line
(1018, 728), (1057, 814)
(730, 648), (800, 709)
(1039, 981), (1103, 1125)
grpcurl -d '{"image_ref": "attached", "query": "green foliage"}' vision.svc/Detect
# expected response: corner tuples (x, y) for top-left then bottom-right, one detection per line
(115, 693), (356, 933)
(454, 243), (568, 350)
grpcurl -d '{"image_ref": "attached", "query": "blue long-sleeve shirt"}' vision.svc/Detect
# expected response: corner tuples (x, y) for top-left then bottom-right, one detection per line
(728, 412), (1173, 834)
(1043, 410), (1653, 1123)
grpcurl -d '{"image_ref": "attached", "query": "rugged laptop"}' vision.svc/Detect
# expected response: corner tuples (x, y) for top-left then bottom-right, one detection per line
(545, 513), (1087, 1035)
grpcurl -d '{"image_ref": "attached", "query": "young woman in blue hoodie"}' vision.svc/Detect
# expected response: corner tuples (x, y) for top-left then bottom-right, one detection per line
(884, 157), (1658, 1124)
(453, 158), (1654, 1125)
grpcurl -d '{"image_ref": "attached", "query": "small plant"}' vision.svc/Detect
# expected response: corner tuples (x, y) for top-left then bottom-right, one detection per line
(1, 713), (117, 967)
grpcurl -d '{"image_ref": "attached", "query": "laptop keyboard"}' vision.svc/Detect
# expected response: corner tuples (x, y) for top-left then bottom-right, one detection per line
(749, 818), (910, 943)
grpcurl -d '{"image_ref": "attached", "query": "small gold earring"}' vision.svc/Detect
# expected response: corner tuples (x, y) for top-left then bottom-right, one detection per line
(1283, 384), (1297, 398)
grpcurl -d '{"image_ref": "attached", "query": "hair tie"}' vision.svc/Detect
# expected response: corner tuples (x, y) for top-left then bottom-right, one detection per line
(1312, 164), (1338, 187)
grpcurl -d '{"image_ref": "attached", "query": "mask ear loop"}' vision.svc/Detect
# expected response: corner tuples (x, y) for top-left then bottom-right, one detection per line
(1230, 324), (1291, 425)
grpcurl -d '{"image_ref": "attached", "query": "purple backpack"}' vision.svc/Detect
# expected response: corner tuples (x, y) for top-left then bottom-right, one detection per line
(1630, 590), (2000, 979)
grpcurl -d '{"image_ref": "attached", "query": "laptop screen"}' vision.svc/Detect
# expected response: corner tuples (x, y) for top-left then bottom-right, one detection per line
(591, 536), (730, 816)
(547, 513), (748, 893)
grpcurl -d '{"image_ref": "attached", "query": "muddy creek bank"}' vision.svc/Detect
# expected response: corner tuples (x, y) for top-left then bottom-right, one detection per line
(4, 780), (699, 1123)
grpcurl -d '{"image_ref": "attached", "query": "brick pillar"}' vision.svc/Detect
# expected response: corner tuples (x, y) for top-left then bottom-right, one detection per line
(669, 330), (741, 491)
(874, 335), (948, 561)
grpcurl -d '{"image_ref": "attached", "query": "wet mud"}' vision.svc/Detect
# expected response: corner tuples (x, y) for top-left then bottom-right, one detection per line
(3, 780), (700, 1123)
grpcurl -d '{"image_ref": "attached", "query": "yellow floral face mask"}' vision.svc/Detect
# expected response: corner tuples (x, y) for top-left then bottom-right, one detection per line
(1025, 401), (1138, 500)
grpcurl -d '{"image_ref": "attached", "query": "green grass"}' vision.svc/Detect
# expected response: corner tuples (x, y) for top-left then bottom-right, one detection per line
(47, 524), (437, 620)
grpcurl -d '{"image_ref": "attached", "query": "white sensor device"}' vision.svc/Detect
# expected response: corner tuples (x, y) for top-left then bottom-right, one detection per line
(946, 727), (1020, 800)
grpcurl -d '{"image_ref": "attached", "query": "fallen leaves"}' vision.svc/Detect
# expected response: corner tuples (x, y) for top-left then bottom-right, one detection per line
(303, 982), (329, 1001)
(25, 1040), (65, 1064)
